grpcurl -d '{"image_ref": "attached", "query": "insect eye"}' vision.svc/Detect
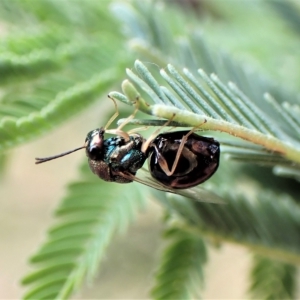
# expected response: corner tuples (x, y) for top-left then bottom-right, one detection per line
(85, 127), (105, 161)
(86, 146), (102, 160)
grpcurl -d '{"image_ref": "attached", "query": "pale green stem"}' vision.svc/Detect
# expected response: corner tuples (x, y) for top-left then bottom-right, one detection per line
(152, 104), (300, 164)
(109, 81), (300, 165)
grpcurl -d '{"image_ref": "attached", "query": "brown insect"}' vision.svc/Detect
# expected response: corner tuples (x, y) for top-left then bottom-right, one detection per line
(35, 97), (220, 189)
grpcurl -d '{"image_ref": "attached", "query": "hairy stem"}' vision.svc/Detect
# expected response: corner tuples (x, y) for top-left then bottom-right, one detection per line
(110, 82), (300, 165)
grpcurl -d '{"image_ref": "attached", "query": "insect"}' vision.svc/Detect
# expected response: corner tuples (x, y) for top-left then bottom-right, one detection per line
(36, 98), (220, 189)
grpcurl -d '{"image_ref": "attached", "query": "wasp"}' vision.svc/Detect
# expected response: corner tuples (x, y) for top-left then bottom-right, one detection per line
(36, 97), (220, 190)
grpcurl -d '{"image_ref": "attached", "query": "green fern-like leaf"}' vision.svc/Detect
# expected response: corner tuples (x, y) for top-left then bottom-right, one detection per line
(22, 162), (146, 299)
(0, 0), (127, 153)
(3, 1), (299, 299)
(0, 69), (116, 152)
(156, 186), (300, 266)
(151, 225), (207, 300)
(113, 1), (300, 168)
(249, 255), (297, 300)
(110, 61), (300, 173)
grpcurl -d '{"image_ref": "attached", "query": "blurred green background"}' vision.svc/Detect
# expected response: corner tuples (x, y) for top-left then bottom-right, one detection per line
(0, 0), (299, 299)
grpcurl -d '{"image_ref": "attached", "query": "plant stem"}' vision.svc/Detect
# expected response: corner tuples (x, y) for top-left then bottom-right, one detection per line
(151, 104), (300, 164)
(110, 82), (300, 165)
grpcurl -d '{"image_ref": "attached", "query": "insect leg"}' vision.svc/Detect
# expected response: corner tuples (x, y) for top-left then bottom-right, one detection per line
(115, 97), (141, 131)
(141, 113), (175, 153)
(155, 119), (208, 176)
(106, 96), (141, 141)
(105, 95), (120, 130)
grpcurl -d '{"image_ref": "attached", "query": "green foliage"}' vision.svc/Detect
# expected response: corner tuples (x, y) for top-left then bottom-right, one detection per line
(0, 0), (126, 152)
(249, 255), (297, 300)
(22, 163), (146, 299)
(151, 225), (207, 300)
(112, 61), (300, 166)
(166, 188), (300, 264)
(0, 0), (299, 299)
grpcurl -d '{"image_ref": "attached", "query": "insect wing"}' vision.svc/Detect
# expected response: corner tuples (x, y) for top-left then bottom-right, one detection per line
(131, 168), (223, 204)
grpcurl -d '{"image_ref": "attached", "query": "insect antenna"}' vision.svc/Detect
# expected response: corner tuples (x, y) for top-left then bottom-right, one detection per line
(35, 146), (85, 164)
